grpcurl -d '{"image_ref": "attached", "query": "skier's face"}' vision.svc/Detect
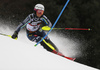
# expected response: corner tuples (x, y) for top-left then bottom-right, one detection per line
(36, 10), (44, 17)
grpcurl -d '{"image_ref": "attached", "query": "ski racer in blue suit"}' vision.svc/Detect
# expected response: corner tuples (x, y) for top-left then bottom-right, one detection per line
(12, 4), (59, 54)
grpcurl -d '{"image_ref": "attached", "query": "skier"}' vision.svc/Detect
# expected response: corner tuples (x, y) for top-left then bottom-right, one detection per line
(12, 4), (59, 54)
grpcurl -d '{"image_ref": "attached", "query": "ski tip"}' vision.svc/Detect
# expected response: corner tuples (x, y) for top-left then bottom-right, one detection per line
(72, 58), (76, 61)
(64, 56), (76, 61)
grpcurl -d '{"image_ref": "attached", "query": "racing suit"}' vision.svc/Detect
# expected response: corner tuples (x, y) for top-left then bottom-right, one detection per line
(13, 13), (58, 52)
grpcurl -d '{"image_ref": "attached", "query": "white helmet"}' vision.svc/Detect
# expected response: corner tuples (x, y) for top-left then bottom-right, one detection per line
(34, 4), (45, 11)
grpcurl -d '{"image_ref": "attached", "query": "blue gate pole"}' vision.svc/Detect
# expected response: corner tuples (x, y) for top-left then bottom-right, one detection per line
(35, 0), (70, 46)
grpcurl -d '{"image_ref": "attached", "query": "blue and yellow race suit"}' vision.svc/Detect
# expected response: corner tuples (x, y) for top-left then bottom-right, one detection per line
(14, 13), (58, 52)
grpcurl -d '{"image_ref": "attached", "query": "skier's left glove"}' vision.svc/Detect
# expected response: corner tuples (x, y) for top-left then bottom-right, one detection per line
(12, 31), (18, 39)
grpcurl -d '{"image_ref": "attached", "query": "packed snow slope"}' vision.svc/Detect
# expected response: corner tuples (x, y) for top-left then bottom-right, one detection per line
(0, 35), (98, 70)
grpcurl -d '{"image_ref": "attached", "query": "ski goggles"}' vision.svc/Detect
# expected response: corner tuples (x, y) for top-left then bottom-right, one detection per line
(36, 10), (44, 15)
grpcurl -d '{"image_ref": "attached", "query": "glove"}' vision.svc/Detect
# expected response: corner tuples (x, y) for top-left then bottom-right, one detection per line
(42, 26), (51, 31)
(12, 31), (18, 39)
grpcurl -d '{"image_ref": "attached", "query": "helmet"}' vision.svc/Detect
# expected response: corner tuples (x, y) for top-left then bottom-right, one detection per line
(34, 4), (45, 11)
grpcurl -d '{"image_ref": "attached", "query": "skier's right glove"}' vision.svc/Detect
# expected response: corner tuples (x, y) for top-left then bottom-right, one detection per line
(12, 31), (18, 39)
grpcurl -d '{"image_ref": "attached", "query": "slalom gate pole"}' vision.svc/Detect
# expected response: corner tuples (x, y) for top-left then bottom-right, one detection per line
(35, 0), (70, 46)
(53, 28), (91, 31)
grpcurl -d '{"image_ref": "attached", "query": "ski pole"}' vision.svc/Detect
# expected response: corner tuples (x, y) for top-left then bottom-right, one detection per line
(0, 33), (17, 40)
(35, 0), (70, 46)
(41, 26), (91, 31)
(53, 28), (91, 31)
(0, 33), (11, 37)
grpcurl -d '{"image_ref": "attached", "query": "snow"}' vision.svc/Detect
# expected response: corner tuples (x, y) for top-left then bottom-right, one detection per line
(0, 33), (98, 70)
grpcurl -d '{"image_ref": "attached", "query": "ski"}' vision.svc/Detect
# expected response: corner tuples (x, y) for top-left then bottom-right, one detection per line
(63, 55), (76, 61)
(52, 50), (76, 61)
